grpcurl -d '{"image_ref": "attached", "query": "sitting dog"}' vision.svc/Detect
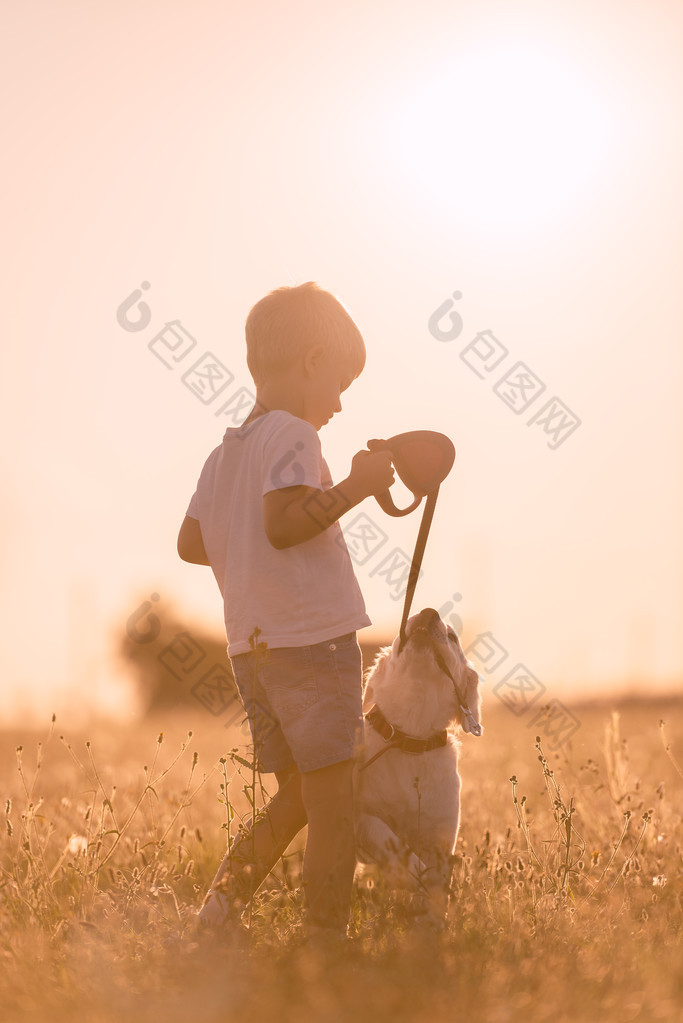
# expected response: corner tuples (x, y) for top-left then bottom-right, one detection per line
(355, 607), (482, 922)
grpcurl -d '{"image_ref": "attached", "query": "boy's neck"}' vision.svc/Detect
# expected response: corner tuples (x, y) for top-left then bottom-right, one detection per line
(243, 367), (312, 429)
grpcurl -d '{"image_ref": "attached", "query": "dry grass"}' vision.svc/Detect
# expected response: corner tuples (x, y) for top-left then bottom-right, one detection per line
(1, 695), (682, 1023)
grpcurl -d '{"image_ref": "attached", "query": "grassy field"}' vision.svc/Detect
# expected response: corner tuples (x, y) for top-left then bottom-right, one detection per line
(1, 692), (682, 1023)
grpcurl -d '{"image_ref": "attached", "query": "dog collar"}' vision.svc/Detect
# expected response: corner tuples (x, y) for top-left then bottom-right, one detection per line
(364, 704), (448, 760)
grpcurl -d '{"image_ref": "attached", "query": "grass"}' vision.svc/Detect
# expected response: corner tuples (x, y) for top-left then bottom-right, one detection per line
(1, 695), (682, 1023)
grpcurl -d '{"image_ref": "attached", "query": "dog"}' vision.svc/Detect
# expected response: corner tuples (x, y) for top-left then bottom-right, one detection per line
(354, 607), (482, 923)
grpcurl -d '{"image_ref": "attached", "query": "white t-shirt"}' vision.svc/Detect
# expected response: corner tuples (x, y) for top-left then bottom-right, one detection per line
(185, 410), (371, 656)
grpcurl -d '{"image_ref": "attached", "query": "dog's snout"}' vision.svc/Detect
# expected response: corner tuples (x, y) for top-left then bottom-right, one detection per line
(414, 608), (440, 627)
(405, 608), (447, 645)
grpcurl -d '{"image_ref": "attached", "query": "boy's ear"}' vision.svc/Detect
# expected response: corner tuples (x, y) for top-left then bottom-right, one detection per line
(302, 343), (331, 380)
(302, 344), (327, 376)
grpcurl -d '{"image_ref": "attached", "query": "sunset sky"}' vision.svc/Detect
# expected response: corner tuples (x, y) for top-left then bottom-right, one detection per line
(1, 0), (681, 725)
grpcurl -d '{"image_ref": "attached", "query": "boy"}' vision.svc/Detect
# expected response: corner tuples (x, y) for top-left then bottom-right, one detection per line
(177, 281), (394, 942)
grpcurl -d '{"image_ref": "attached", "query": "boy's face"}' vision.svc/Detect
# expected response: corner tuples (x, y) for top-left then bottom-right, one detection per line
(303, 350), (354, 431)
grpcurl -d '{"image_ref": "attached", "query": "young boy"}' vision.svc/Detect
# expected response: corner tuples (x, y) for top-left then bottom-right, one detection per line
(177, 281), (394, 941)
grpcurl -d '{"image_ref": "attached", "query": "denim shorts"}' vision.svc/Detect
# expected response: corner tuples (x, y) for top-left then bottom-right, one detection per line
(229, 631), (363, 774)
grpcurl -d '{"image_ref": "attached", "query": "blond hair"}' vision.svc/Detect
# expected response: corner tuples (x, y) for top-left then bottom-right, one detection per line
(245, 281), (366, 387)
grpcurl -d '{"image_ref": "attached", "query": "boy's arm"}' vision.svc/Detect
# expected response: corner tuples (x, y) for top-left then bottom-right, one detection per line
(264, 449), (394, 550)
(177, 515), (210, 565)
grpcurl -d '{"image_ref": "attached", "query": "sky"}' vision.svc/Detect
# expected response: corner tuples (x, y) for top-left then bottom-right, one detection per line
(1, 0), (681, 726)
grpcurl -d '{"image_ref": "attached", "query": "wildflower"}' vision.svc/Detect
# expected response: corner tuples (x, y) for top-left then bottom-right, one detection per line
(67, 834), (88, 856)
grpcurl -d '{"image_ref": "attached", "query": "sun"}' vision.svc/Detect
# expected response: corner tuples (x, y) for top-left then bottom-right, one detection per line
(379, 38), (621, 237)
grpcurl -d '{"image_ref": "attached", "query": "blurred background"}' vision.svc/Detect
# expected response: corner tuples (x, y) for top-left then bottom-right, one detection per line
(1, 0), (681, 729)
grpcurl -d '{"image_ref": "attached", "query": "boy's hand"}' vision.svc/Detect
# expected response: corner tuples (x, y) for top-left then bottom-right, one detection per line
(263, 447), (395, 550)
(347, 447), (395, 500)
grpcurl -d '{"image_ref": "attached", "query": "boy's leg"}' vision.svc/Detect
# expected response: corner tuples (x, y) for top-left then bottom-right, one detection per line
(299, 757), (356, 934)
(203, 633), (362, 935)
(198, 766), (307, 926)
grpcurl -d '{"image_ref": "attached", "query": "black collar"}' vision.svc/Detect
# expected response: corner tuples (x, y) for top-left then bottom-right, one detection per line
(365, 704), (448, 754)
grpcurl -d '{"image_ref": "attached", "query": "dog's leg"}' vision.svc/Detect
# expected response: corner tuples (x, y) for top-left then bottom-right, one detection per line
(356, 813), (428, 890)
(410, 846), (454, 926)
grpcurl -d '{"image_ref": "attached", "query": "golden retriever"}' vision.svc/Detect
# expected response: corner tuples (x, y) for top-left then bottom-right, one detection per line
(355, 607), (482, 923)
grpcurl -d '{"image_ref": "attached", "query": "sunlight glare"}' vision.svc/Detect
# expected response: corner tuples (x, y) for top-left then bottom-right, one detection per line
(381, 39), (621, 236)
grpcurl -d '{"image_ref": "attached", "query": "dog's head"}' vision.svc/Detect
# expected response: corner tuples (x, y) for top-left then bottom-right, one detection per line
(363, 608), (483, 737)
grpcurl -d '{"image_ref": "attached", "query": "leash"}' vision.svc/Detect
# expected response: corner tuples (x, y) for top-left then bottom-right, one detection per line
(397, 486), (439, 655)
(431, 644), (482, 737)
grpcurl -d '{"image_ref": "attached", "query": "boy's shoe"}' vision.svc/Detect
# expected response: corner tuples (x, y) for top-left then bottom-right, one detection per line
(163, 906), (247, 953)
(195, 910), (249, 947)
(197, 887), (247, 929)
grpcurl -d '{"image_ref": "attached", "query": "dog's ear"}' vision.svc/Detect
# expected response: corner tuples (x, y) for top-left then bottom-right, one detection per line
(461, 663), (483, 735)
(362, 648), (390, 712)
